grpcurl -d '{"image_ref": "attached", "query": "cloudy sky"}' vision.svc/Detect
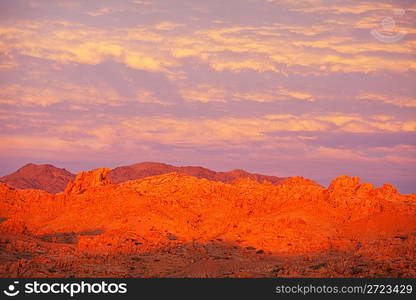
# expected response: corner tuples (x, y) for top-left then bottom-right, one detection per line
(0, 0), (415, 193)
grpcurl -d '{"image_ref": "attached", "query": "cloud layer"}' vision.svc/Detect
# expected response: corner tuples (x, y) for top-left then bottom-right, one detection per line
(0, 0), (415, 192)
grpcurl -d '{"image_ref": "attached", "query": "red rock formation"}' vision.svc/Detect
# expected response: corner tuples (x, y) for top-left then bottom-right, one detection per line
(0, 168), (415, 278)
(0, 163), (75, 194)
(63, 168), (112, 195)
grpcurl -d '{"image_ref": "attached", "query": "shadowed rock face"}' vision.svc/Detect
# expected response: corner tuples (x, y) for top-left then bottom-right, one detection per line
(0, 162), (285, 193)
(0, 170), (415, 278)
(0, 163), (75, 194)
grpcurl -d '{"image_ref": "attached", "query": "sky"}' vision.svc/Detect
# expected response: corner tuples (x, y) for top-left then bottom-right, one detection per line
(0, 0), (415, 193)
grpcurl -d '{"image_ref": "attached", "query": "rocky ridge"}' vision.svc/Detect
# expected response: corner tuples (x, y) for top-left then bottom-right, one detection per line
(0, 168), (415, 278)
(0, 162), (285, 193)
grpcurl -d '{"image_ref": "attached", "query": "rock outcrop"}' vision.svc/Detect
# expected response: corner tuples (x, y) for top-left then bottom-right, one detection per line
(63, 168), (112, 195)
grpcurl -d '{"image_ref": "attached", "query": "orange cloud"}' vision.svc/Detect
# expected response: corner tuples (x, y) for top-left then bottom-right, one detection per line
(118, 113), (415, 146)
(0, 83), (166, 107)
(179, 85), (315, 103)
(2, 18), (414, 77)
(154, 22), (185, 31)
(180, 84), (228, 103)
(357, 93), (416, 108)
(287, 2), (400, 15)
(1, 111), (415, 167)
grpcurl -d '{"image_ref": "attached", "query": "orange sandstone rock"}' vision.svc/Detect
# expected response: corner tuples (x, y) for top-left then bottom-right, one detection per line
(0, 168), (415, 278)
(63, 168), (112, 195)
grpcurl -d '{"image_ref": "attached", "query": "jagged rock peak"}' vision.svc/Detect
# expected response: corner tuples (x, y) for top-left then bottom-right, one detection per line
(64, 168), (112, 195)
(328, 175), (361, 191)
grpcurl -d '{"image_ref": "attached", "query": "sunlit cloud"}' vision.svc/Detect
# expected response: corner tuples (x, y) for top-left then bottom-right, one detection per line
(357, 93), (416, 108)
(0, 0), (415, 192)
(0, 83), (166, 107)
(2, 12), (415, 76)
(179, 85), (315, 103)
(288, 2), (399, 14)
(85, 7), (124, 17)
(154, 22), (185, 31)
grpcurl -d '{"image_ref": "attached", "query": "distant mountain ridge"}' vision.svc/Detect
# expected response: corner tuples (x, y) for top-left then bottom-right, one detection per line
(0, 162), (286, 194)
(109, 162), (285, 185)
(0, 163), (75, 194)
